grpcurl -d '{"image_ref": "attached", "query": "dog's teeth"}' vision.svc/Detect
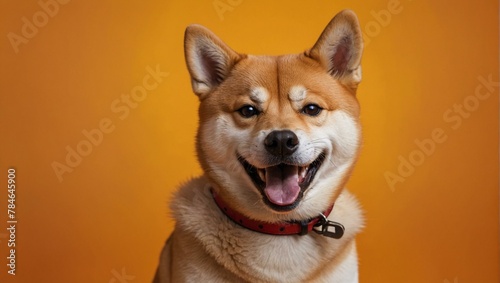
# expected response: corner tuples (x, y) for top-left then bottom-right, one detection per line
(299, 166), (308, 182)
(258, 169), (265, 182)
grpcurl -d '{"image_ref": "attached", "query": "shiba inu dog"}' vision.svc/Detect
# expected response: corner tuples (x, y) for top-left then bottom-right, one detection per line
(154, 9), (364, 283)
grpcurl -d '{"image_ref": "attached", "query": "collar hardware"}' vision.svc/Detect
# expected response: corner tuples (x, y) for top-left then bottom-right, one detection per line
(312, 213), (345, 239)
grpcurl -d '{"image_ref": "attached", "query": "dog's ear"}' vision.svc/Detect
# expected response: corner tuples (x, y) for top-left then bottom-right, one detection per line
(184, 24), (242, 97)
(306, 10), (363, 89)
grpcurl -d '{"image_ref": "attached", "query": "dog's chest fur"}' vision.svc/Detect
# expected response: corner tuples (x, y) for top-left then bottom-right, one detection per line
(163, 177), (363, 283)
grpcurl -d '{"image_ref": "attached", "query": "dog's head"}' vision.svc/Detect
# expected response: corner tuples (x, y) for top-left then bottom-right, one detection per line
(184, 10), (363, 222)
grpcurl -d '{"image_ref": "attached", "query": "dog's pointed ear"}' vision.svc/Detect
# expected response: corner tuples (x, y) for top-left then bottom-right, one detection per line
(184, 24), (243, 97)
(306, 10), (363, 89)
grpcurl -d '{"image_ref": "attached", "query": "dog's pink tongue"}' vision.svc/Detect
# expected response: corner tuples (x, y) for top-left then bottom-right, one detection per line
(264, 164), (300, 206)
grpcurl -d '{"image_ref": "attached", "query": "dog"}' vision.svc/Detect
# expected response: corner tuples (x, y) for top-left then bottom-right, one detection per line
(154, 9), (364, 283)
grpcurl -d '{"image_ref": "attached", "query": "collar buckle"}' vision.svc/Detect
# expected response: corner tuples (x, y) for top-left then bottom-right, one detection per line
(313, 213), (345, 239)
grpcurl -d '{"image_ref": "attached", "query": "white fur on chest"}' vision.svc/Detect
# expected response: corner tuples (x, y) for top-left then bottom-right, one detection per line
(167, 177), (364, 283)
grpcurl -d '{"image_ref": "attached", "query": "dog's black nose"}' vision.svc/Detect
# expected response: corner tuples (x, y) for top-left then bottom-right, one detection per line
(264, 130), (299, 157)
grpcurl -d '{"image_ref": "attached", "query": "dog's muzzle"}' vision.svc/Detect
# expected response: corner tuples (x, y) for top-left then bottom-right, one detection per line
(239, 130), (325, 212)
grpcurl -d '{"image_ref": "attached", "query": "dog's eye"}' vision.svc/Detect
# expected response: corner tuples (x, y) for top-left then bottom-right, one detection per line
(238, 105), (260, 118)
(301, 104), (322, 116)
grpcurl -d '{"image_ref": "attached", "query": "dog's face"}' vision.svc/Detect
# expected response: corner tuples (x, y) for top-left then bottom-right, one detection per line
(184, 10), (363, 222)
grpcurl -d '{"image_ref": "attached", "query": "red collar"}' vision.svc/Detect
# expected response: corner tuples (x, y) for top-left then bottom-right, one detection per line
(211, 189), (343, 238)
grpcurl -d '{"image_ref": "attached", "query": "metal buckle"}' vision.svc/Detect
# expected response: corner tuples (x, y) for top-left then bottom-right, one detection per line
(313, 213), (345, 239)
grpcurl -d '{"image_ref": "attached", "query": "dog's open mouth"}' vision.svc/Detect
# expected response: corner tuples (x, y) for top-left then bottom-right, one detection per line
(238, 153), (325, 211)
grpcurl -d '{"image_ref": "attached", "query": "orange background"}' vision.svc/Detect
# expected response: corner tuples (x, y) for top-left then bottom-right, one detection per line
(0, 0), (498, 282)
